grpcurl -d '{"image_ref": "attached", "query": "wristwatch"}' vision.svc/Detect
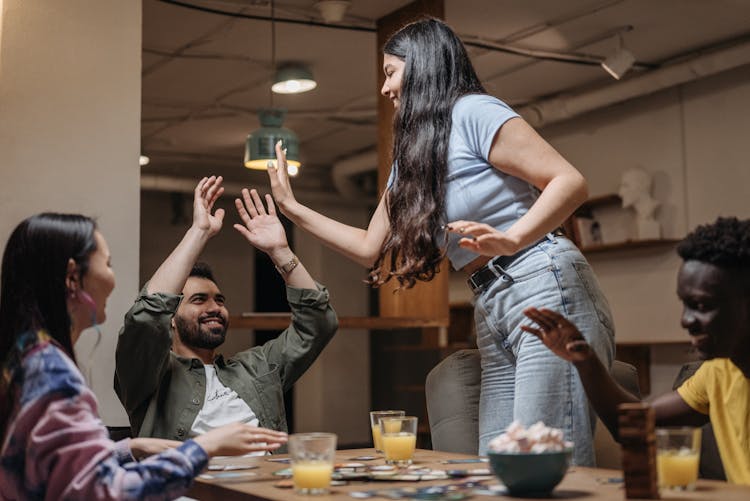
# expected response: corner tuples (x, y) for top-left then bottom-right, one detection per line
(275, 255), (299, 275)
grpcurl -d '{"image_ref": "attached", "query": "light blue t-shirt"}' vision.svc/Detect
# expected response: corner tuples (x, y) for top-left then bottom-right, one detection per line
(388, 94), (538, 270)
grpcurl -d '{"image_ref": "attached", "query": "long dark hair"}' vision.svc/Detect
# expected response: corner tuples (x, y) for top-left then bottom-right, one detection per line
(0, 213), (97, 438)
(369, 17), (485, 289)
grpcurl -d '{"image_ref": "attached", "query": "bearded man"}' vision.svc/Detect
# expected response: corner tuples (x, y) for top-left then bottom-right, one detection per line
(115, 176), (338, 444)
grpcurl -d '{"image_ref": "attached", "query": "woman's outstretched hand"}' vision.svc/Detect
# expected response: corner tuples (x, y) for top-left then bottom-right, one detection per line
(265, 140), (297, 213)
(521, 307), (593, 363)
(193, 423), (288, 457)
(234, 189), (289, 255)
(446, 220), (522, 257)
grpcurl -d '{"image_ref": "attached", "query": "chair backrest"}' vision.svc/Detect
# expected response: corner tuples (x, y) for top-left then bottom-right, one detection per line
(425, 349), (481, 454)
(425, 349), (640, 465)
(611, 359), (640, 397)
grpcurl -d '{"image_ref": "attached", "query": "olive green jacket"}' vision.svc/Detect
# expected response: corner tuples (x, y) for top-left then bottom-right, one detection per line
(114, 284), (338, 442)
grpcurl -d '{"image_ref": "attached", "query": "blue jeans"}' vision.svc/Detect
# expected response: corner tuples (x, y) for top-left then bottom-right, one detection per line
(473, 235), (615, 466)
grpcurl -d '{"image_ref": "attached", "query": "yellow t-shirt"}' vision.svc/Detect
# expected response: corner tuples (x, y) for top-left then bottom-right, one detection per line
(677, 358), (750, 485)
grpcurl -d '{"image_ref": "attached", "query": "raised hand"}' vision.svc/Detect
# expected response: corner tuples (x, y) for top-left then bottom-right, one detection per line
(521, 307), (593, 363)
(193, 176), (225, 237)
(446, 220), (522, 257)
(145, 176), (225, 295)
(193, 423), (288, 457)
(265, 140), (298, 212)
(234, 188), (289, 255)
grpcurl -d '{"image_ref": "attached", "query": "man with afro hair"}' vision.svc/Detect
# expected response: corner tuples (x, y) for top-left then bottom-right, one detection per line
(521, 217), (750, 484)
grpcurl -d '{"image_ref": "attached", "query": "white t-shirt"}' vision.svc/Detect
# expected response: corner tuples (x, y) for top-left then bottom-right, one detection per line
(190, 364), (265, 455)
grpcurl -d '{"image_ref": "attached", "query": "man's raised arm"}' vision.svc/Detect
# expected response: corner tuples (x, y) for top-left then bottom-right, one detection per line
(147, 176), (225, 294)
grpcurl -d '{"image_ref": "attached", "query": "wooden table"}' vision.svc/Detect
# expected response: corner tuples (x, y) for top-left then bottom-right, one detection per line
(188, 448), (750, 500)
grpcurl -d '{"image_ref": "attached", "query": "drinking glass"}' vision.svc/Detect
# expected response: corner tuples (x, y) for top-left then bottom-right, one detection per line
(380, 416), (418, 466)
(656, 427), (701, 491)
(369, 410), (405, 452)
(288, 433), (337, 495)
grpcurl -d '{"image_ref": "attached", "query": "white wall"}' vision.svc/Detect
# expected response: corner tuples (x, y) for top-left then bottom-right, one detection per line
(682, 64), (750, 222)
(0, 0), (141, 425)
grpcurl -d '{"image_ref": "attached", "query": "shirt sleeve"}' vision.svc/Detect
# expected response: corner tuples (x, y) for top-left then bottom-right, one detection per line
(676, 362), (711, 415)
(113, 438), (136, 464)
(114, 285), (182, 433)
(453, 94), (520, 160)
(24, 388), (208, 501)
(235, 283), (338, 392)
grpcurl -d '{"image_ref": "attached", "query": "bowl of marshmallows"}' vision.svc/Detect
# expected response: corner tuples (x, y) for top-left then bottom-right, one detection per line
(487, 421), (573, 496)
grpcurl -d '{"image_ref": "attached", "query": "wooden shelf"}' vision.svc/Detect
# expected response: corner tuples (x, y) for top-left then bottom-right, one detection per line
(565, 192), (678, 254)
(230, 314), (449, 331)
(580, 238), (680, 254)
(581, 193), (621, 208)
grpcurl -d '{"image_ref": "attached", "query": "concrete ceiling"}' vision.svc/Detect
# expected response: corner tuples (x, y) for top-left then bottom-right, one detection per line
(141, 0), (750, 199)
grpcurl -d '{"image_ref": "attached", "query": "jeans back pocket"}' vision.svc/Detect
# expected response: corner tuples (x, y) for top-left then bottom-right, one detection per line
(571, 261), (615, 335)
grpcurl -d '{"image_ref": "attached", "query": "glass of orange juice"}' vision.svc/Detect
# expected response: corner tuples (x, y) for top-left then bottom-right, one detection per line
(380, 416), (418, 466)
(369, 410), (405, 453)
(656, 427), (701, 491)
(288, 432), (337, 495)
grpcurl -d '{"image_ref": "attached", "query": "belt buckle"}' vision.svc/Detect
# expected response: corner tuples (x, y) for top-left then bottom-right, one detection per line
(467, 272), (484, 294)
(467, 258), (501, 294)
(487, 256), (516, 284)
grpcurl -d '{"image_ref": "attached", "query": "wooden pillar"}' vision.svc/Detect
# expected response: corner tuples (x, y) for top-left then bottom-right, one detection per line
(376, 0), (449, 326)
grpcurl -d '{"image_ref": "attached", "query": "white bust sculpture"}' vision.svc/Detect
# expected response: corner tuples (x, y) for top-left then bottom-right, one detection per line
(619, 168), (661, 239)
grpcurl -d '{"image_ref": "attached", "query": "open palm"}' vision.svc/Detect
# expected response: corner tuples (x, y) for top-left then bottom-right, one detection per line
(234, 188), (288, 253)
(265, 140), (297, 212)
(193, 176), (225, 236)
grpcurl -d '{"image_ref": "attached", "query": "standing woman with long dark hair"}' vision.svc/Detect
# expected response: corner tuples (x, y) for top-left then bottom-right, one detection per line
(264, 17), (614, 466)
(0, 213), (287, 499)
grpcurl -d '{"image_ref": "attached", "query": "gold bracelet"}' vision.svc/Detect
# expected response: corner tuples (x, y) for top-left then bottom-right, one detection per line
(275, 255), (299, 275)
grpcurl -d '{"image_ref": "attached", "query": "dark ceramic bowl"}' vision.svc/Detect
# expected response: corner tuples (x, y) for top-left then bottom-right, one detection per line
(487, 449), (572, 496)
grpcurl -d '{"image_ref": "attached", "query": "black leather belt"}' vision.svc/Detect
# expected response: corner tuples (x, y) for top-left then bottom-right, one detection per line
(467, 229), (565, 295)
(467, 253), (522, 295)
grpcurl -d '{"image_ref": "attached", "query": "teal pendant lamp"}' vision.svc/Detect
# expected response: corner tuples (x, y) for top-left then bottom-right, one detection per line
(243, 0), (302, 175)
(244, 108), (301, 171)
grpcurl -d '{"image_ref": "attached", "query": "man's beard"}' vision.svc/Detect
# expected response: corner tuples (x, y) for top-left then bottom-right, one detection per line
(174, 313), (228, 350)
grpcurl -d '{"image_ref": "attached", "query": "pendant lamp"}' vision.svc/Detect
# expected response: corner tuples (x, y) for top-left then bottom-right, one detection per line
(242, 0), (302, 175)
(244, 108), (301, 171)
(272, 64), (317, 94)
